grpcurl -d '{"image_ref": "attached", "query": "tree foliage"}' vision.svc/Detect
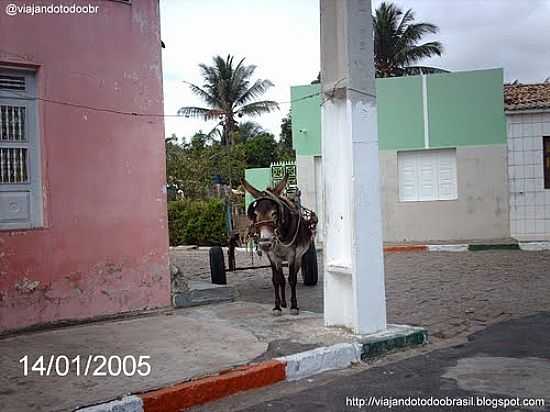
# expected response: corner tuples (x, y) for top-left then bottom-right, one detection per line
(277, 113), (294, 161)
(234, 121), (265, 144)
(243, 133), (278, 168)
(165, 132), (246, 199)
(168, 199), (227, 246)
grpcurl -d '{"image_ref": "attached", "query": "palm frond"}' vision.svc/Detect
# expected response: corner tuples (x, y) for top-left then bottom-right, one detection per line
(403, 66), (449, 75)
(177, 106), (223, 120)
(236, 101), (280, 117)
(237, 121), (265, 142)
(398, 41), (444, 66)
(183, 81), (221, 108)
(374, 2), (446, 77)
(400, 23), (439, 44)
(206, 124), (224, 141)
(236, 79), (275, 106)
(396, 8), (414, 35)
(231, 58), (255, 100)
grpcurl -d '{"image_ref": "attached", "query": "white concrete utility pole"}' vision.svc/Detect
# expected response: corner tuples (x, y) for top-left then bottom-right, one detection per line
(320, 0), (387, 334)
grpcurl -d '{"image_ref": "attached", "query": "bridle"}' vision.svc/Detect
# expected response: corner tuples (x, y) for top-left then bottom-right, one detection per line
(247, 190), (302, 248)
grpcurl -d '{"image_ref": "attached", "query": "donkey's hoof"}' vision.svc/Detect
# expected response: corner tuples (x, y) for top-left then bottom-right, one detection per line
(290, 308), (299, 316)
(272, 308), (283, 316)
(281, 301), (287, 308)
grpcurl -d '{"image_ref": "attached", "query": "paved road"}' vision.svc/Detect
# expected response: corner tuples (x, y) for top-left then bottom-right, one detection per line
(171, 249), (550, 343)
(191, 312), (550, 411)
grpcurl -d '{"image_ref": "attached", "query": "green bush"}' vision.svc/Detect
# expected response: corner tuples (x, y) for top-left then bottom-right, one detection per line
(168, 199), (227, 246)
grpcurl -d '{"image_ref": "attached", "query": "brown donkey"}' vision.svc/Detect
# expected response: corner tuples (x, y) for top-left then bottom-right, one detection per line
(241, 176), (316, 315)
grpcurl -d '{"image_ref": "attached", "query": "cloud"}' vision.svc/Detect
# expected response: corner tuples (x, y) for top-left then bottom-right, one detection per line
(160, 0), (320, 140)
(374, 0), (550, 82)
(161, 0), (550, 139)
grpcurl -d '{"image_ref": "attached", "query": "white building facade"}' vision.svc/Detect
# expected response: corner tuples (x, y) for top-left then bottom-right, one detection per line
(506, 83), (550, 240)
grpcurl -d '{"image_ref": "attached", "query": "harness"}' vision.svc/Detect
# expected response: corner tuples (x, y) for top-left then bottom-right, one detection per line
(247, 190), (317, 249)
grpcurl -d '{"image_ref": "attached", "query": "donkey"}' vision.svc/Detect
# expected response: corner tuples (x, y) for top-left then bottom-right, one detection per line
(241, 175), (316, 316)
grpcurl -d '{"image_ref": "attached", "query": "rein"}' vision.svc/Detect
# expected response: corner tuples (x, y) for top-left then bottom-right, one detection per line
(254, 219), (275, 227)
(275, 211), (301, 248)
(249, 190), (302, 248)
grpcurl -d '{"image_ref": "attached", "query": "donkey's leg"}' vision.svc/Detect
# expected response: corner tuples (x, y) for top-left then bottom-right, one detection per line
(289, 259), (299, 315)
(271, 264), (282, 315)
(279, 267), (287, 308)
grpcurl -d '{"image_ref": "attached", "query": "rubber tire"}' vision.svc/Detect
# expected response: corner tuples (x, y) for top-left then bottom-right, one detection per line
(301, 241), (318, 286)
(209, 246), (227, 285)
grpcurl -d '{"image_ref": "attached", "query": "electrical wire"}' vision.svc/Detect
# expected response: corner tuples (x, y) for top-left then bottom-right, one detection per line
(4, 90), (322, 118)
(3, 79), (374, 118)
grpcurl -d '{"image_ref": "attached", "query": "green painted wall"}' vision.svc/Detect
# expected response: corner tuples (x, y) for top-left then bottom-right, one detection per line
(291, 84), (321, 156)
(427, 69), (506, 147)
(290, 69), (506, 153)
(244, 167), (271, 208)
(376, 76), (424, 150)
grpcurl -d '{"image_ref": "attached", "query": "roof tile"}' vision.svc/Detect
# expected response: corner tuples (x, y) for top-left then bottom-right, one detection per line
(504, 83), (550, 111)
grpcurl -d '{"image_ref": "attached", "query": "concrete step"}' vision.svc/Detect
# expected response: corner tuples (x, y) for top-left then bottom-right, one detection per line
(173, 280), (236, 308)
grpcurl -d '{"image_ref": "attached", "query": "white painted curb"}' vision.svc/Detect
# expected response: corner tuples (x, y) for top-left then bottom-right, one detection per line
(427, 244), (469, 252)
(75, 395), (143, 412)
(177, 243), (549, 254)
(519, 241), (550, 251)
(278, 343), (362, 381)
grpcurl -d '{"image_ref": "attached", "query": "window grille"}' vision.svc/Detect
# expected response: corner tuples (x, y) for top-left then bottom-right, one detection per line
(1, 105), (26, 141)
(0, 68), (42, 229)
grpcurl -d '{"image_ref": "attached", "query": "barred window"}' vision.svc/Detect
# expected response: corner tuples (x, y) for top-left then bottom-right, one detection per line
(0, 68), (43, 230)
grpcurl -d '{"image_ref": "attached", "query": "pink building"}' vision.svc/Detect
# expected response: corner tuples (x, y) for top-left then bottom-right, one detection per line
(0, 0), (170, 333)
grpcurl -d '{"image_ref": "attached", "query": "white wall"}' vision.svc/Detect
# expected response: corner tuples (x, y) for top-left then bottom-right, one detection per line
(381, 146), (510, 242)
(507, 111), (550, 240)
(298, 145), (510, 243)
(296, 154), (323, 245)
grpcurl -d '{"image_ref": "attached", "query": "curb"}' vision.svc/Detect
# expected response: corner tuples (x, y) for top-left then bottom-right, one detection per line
(518, 241), (550, 251)
(467, 243), (519, 251)
(279, 343), (362, 382)
(383, 242), (550, 253)
(427, 244), (468, 252)
(76, 327), (427, 412)
(359, 325), (428, 359)
(174, 242), (550, 255)
(173, 280), (235, 308)
(384, 245), (428, 253)
(140, 360), (286, 412)
(76, 396), (143, 412)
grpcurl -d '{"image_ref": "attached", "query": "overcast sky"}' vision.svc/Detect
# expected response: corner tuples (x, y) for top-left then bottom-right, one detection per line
(159, 0), (550, 141)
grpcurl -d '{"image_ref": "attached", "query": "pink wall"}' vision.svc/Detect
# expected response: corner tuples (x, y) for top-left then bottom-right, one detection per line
(0, 0), (170, 332)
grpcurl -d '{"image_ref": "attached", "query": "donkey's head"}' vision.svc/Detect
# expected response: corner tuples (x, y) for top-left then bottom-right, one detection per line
(241, 175), (288, 250)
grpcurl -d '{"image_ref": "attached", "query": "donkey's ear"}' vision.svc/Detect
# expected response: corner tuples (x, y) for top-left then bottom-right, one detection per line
(241, 178), (263, 199)
(271, 174), (288, 196)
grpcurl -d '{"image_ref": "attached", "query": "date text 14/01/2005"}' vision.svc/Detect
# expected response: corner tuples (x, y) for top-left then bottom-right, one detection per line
(19, 355), (152, 377)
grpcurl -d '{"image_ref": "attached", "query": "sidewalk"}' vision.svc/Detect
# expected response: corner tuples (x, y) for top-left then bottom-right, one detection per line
(5, 248), (550, 411)
(196, 312), (550, 412)
(0, 301), (422, 412)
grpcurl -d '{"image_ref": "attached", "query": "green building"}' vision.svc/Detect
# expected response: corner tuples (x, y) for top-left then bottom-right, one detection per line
(248, 69), (509, 243)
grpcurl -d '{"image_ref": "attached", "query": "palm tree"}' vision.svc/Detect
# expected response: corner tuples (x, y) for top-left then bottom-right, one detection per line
(374, 2), (447, 77)
(236, 121), (265, 143)
(178, 55), (279, 145)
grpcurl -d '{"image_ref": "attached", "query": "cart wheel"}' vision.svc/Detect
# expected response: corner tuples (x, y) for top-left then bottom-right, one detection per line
(301, 241), (318, 286)
(209, 246), (227, 285)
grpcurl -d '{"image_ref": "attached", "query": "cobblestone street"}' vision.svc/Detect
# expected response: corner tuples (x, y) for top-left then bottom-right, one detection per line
(171, 249), (550, 342)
